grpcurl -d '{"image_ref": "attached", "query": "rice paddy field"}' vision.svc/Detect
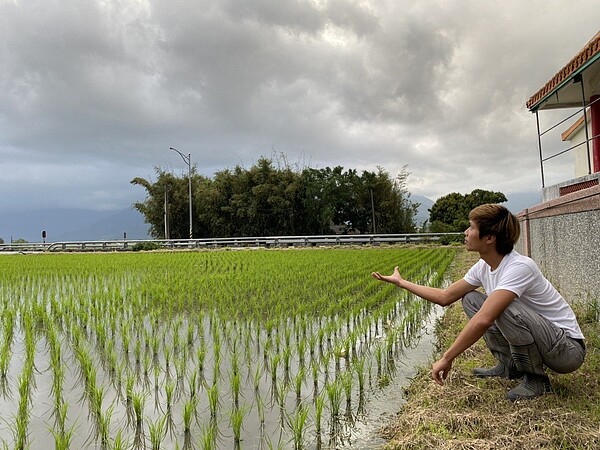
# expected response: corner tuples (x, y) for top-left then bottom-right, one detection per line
(0, 246), (455, 449)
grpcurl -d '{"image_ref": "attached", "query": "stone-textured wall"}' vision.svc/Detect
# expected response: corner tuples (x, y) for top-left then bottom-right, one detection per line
(516, 184), (600, 303)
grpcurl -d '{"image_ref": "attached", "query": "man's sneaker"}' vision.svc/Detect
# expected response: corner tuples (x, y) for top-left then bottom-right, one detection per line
(506, 374), (552, 401)
(473, 362), (522, 380)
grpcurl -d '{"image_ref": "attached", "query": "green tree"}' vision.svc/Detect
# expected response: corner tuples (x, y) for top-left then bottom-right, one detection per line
(428, 189), (507, 232)
(131, 158), (419, 238)
(367, 166), (418, 234)
(131, 168), (208, 239)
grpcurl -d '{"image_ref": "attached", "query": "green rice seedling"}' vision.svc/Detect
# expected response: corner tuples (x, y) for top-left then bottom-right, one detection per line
(125, 373), (136, 427)
(375, 343), (383, 379)
(353, 356), (366, 396)
(164, 376), (176, 410)
(325, 379), (343, 422)
(131, 390), (146, 448)
(283, 344), (293, 382)
(229, 405), (248, 447)
(142, 352), (152, 388)
(50, 422), (76, 450)
(318, 328), (326, 356)
(53, 397), (69, 435)
(311, 361), (320, 398)
(294, 368), (305, 404)
(342, 371), (353, 419)
(148, 414), (167, 450)
(174, 352), (187, 383)
(230, 343), (240, 377)
(196, 339), (206, 377)
(111, 429), (129, 450)
(15, 373), (33, 449)
(276, 380), (289, 427)
(297, 338), (306, 368)
(269, 353), (281, 384)
(164, 346), (172, 379)
(106, 343), (119, 382)
(284, 327), (292, 349)
(134, 339), (142, 367)
(274, 330), (282, 354)
(212, 327), (221, 359)
(308, 334), (317, 359)
(182, 398), (197, 435)
(172, 326), (181, 356)
(90, 383), (107, 434)
(288, 402), (309, 450)
(314, 390), (326, 436)
(243, 326), (253, 365)
(150, 334), (160, 362)
(98, 403), (114, 449)
(262, 335), (272, 365)
(206, 382), (220, 419)
(51, 356), (65, 405)
(199, 422), (217, 450)
(256, 394), (266, 425)
(188, 368), (198, 401)
(321, 352), (331, 385)
(159, 377), (175, 436)
(186, 321), (195, 348)
(212, 350), (221, 385)
(230, 370), (242, 409)
(95, 322), (108, 352)
(252, 360), (263, 395)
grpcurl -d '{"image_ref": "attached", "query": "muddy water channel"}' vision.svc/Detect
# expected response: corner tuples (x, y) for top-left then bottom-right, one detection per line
(0, 249), (454, 449)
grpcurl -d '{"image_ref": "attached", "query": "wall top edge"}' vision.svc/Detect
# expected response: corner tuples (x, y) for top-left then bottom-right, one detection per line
(517, 184), (600, 219)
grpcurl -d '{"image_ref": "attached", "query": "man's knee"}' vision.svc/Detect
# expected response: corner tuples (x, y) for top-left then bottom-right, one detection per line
(462, 290), (487, 319)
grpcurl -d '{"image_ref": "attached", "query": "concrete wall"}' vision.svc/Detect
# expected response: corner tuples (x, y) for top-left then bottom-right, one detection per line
(516, 183), (600, 303)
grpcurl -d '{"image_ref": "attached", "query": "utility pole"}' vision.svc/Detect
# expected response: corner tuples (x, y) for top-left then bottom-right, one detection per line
(169, 147), (193, 239)
(370, 188), (376, 234)
(164, 184), (170, 239)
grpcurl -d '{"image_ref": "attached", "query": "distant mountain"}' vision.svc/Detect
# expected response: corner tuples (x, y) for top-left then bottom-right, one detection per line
(0, 207), (151, 243)
(0, 190), (542, 243)
(503, 191), (542, 214)
(410, 194), (434, 227)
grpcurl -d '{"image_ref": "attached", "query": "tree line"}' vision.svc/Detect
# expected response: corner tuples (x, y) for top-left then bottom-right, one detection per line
(428, 189), (507, 233)
(131, 157), (419, 239)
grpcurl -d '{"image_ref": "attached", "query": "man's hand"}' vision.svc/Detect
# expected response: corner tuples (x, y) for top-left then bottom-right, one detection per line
(431, 356), (452, 386)
(371, 266), (403, 287)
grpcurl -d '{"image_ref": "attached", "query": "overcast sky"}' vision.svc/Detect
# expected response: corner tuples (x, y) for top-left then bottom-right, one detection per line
(1, 0), (598, 213)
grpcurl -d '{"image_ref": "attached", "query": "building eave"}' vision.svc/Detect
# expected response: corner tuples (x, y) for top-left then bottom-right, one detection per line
(527, 31), (600, 112)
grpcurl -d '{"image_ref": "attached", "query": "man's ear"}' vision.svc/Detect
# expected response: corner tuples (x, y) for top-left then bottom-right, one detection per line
(485, 234), (496, 245)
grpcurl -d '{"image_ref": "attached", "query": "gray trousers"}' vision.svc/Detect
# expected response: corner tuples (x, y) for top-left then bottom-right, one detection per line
(462, 291), (585, 374)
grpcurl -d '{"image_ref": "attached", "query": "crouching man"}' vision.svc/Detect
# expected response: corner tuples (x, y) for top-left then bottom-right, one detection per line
(371, 204), (585, 401)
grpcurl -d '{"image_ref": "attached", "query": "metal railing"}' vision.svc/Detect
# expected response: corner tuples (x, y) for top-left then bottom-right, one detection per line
(536, 92), (600, 188)
(0, 233), (463, 253)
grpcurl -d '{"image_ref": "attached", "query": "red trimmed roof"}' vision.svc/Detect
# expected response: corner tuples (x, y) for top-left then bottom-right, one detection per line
(526, 31), (600, 110)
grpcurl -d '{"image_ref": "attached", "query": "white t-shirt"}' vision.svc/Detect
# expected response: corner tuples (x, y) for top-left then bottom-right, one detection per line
(464, 250), (584, 339)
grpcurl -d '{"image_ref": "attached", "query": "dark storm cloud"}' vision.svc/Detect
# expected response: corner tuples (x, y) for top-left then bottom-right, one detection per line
(0, 0), (598, 210)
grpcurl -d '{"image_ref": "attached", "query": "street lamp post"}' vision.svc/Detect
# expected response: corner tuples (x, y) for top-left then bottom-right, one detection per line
(169, 147), (193, 239)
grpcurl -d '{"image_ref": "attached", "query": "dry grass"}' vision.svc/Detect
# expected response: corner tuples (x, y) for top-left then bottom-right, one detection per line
(381, 249), (600, 450)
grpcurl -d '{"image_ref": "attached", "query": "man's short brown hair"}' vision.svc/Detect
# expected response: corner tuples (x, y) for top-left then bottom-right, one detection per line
(469, 204), (520, 255)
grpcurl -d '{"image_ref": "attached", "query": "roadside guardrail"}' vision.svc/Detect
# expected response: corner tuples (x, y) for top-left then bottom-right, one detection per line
(0, 233), (463, 253)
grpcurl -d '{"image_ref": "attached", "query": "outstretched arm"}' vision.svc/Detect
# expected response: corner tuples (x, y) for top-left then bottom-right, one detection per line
(371, 266), (476, 307)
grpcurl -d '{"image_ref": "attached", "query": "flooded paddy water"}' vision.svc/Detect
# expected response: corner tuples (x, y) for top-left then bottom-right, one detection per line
(0, 247), (454, 449)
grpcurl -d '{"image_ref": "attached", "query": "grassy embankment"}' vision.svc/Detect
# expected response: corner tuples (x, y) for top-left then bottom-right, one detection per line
(382, 248), (600, 450)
